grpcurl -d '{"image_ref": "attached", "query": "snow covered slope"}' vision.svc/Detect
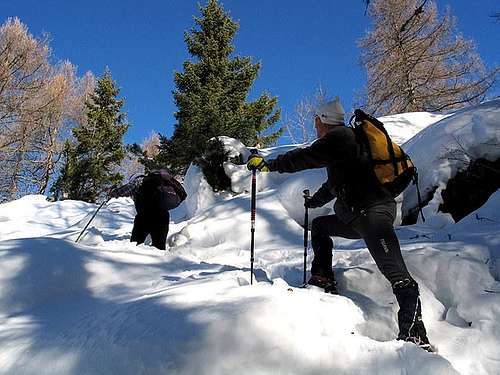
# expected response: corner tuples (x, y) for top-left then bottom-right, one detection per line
(380, 111), (449, 145)
(0, 101), (499, 375)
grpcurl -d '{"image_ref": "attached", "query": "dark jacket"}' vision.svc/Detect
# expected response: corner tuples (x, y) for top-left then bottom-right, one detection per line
(112, 170), (187, 215)
(267, 126), (393, 223)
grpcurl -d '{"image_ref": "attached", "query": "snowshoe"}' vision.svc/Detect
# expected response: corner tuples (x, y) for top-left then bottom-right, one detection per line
(307, 275), (339, 295)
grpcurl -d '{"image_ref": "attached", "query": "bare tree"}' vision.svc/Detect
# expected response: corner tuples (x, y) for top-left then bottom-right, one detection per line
(68, 71), (95, 128)
(358, 0), (499, 115)
(0, 18), (51, 199)
(0, 18), (93, 201)
(119, 132), (161, 182)
(142, 132), (160, 159)
(31, 62), (80, 194)
(284, 86), (326, 144)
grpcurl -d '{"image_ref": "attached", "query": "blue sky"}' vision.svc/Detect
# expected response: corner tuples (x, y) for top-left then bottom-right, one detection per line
(1, 0), (498, 145)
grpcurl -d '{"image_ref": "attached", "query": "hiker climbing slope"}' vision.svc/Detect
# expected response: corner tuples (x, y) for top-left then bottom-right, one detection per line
(247, 97), (432, 351)
(110, 169), (187, 250)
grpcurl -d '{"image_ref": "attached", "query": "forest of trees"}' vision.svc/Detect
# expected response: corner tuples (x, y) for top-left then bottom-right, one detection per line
(0, 0), (498, 202)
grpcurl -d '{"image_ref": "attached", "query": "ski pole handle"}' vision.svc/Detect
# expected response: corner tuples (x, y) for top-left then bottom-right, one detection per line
(303, 189), (310, 200)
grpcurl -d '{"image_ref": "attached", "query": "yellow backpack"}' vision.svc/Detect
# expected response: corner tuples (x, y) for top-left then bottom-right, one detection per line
(350, 109), (417, 198)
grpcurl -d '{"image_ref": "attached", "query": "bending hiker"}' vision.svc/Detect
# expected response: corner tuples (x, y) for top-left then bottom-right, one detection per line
(246, 97), (431, 350)
(110, 169), (187, 250)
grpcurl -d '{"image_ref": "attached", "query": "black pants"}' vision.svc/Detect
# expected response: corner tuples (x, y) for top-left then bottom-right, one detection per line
(311, 202), (413, 286)
(131, 211), (170, 250)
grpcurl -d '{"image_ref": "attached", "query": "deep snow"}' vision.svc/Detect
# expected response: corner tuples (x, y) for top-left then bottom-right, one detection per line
(0, 101), (499, 375)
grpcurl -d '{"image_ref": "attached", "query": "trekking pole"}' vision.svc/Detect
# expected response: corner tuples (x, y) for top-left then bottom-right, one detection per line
(249, 149), (258, 285)
(302, 189), (310, 285)
(75, 199), (108, 243)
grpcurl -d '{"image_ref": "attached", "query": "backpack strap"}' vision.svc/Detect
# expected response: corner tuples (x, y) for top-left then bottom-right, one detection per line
(352, 125), (373, 162)
(413, 170), (426, 223)
(369, 113), (399, 177)
(371, 155), (411, 165)
(355, 109), (400, 177)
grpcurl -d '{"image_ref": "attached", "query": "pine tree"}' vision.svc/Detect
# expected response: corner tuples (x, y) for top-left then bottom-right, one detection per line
(359, 0), (498, 115)
(159, 0), (281, 176)
(52, 70), (128, 202)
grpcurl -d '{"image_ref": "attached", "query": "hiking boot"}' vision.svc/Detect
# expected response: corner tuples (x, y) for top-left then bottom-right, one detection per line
(393, 279), (433, 351)
(308, 275), (339, 294)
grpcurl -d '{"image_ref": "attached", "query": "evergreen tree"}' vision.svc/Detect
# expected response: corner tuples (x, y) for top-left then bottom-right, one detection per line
(52, 70), (128, 202)
(158, 0), (281, 176)
(359, 0), (498, 115)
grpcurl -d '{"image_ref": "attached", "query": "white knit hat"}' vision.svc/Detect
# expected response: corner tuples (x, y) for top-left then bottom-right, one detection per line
(315, 97), (345, 125)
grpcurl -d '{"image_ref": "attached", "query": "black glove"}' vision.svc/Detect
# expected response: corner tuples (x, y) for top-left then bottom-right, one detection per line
(304, 195), (322, 209)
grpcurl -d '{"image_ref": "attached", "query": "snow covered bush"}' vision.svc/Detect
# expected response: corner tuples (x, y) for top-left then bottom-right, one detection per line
(401, 100), (500, 226)
(196, 138), (234, 192)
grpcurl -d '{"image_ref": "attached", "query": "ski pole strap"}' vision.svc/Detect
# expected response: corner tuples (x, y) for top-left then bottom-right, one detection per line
(413, 172), (426, 223)
(250, 150), (258, 228)
(251, 170), (256, 225)
(250, 168), (257, 285)
(303, 189), (310, 285)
